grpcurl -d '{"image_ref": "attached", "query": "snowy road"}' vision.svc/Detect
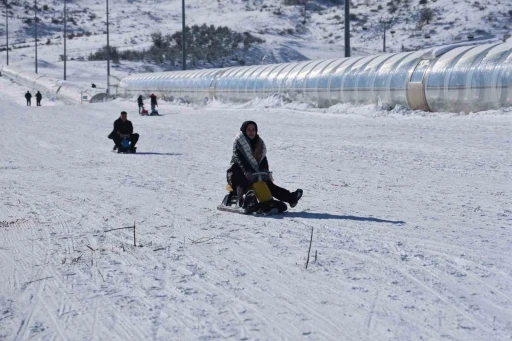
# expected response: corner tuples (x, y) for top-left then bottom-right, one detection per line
(1, 76), (511, 340)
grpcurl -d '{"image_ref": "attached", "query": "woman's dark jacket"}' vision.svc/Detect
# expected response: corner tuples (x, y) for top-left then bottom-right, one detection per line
(227, 121), (268, 186)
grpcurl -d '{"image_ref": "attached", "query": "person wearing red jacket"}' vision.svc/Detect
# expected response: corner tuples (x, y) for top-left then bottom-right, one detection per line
(149, 93), (158, 113)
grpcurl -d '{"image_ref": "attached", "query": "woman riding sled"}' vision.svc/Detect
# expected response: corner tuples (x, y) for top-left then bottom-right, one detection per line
(227, 120), (303, 209)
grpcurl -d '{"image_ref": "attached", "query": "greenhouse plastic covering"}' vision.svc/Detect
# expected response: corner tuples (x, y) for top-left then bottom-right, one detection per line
(118, 42), (512, 113)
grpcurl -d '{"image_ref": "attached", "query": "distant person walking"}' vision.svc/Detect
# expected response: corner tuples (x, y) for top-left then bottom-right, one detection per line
(137, 95), (144, 114)
(150, 93), (158, 112)
(92, 83), (97, 88)
(36, 91), (42, 106)
(25, 91), (32, 106)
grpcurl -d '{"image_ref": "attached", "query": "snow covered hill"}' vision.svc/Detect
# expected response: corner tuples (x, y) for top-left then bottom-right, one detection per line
(1, 0), (511, 69)
(0, 66), (511, 340)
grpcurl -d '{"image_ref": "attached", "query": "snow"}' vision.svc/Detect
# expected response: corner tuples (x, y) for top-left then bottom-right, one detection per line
(1, 0), (512, 339)
(2, 0), (512, 75)
(1, 65), (512, 340)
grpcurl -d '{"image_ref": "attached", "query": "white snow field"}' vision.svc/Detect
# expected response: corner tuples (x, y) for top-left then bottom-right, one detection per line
(0, 74), (511, 340)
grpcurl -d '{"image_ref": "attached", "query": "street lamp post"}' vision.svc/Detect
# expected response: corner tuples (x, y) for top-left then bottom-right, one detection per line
(63, 0), (66, 80)
(181, 0), (185, 70)
(106, 0), (110, 94)
(34, 0), (37, 73)
(344, 0), (350, 57)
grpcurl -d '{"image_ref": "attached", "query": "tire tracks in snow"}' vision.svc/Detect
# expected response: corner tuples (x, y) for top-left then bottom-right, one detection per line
(2, 188), (148, 339)
(344, 246), (492, 334)
(176, 218), (358, 340)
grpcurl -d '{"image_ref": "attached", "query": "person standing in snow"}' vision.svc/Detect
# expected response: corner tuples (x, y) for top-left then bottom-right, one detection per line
(137, 95), (144, 114)
(107, 111), (139, 152)
(149, 93), (158, 113)
(35, 91), (42, 106)
(25, 91), (32, 106)
(226, 120), (303, 209)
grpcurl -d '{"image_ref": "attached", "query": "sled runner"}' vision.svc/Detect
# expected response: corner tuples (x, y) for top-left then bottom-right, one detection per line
(217, 172), (287, 215)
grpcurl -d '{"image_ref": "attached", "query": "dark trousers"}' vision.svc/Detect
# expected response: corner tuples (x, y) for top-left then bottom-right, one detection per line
(36, 100), (41, 106)
(113, 133), (139, 149)
(138, 105), (143, 114)
(26, 99), (31, 106)
(229, 164), (292, 205)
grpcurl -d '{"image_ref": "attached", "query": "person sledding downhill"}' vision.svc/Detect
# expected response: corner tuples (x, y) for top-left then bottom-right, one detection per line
(107, 111), (139, 153)
(140, 106), (149, 115)
(218, 121), (303, 215)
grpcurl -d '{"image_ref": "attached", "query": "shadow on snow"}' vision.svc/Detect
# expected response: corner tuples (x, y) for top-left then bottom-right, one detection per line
(128, 152), (183, 156)
(270, 211), (405, 224)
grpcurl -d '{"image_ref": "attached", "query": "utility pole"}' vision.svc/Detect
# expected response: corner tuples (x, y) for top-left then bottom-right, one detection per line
(106, 0), (110, 94)
(63, 0), (66, 80)
(5, 0), (8, 65)
(344, 0), (350, 57)
(383, 22), (386, 52)
(303, 0), (307, 24)
(34, 0), (37, 73)
(379, 18), (393, 53)
(182, 0), (186, 70)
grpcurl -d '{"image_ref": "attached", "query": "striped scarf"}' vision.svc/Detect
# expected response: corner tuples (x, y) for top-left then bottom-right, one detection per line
(234, 131), (267, 172)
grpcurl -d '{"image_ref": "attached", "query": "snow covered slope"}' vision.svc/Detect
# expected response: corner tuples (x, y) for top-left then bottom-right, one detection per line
(0, 69), (511, 339)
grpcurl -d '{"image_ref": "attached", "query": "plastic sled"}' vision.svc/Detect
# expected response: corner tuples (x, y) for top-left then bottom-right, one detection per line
(217, 172), (287, 215)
